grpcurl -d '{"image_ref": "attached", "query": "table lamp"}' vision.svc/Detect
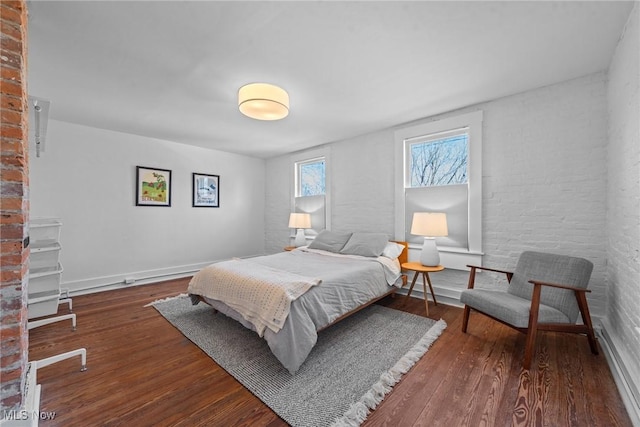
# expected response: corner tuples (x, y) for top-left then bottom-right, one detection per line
(410, 212), (448, 266)
(288, 213), (311, 247)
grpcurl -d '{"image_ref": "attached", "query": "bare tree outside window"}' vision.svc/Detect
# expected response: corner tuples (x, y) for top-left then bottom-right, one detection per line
(299, 160), (325, 196)
(410, 134), (468, 187)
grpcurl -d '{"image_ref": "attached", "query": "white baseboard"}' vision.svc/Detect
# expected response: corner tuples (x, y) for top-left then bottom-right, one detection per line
(63, 263), (207, 296)
(66, 271), (198, 297)
(598, 319), (640, 427)
(396, 284), (464, 308)
(62, 254), (270, 297)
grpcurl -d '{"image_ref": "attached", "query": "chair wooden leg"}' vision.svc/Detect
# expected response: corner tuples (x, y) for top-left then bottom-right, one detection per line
(462, 266), (476, 334)
(576, 291), (599, 355)
(523, 284), (543, 369)
(523, 327), (537, 370)
(462, 306), (470, 333)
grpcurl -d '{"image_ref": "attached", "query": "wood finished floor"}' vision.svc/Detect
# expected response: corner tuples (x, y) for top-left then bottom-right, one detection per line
(28, 278), (632, 427)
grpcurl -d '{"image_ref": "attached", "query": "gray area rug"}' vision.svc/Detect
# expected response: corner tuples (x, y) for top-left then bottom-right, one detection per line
(152, 295), (447, 427)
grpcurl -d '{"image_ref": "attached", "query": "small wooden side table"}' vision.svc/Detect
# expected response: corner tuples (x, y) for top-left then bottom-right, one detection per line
(401, 262), (444, 316)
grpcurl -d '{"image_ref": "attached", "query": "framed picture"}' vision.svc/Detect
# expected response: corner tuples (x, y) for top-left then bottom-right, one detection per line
(136, 166), (172, 207)
(192, 173), (220, 208)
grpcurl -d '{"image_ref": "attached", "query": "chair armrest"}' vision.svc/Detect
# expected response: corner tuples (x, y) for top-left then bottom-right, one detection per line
(467, 264), (514, 276)
(528, 279), (591, 293)
(466, 265), (514, 289)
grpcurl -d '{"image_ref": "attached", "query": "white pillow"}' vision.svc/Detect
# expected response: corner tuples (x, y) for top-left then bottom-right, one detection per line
(382, 242), (405, 259)
(308, 230), (352, 253)
(340, 232), (389, 257)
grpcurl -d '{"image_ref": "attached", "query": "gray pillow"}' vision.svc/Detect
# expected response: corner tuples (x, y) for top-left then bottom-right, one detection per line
(340, 232), (389, 257)
(308, 230), (352, 253)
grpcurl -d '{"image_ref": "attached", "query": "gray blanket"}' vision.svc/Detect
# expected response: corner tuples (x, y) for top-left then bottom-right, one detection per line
(190, 249), (401, 374)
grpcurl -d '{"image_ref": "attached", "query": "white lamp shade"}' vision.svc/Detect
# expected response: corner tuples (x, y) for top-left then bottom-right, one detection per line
(288, 213), (311, 229)
(238, 83), (289, 120)
(410, 212), (448, 237)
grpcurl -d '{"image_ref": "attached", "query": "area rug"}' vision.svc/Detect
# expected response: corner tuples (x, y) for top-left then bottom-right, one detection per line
(151, 295), (446, 427)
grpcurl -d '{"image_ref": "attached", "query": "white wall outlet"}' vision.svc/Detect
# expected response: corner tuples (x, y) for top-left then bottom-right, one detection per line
(124, 278), (135, 285)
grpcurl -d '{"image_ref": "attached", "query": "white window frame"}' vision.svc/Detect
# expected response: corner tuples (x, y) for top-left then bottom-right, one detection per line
(295, 157), (326, 197)
(404, 127), (469, 188)
(290, 146), (331, 231)
(394, 110), (483, 269)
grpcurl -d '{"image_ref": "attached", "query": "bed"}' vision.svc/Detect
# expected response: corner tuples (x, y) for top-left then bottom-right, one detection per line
(187, 231), (408, 374)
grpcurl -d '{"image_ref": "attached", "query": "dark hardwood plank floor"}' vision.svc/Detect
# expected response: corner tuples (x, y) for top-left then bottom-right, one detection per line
(28, 278), (632, 426)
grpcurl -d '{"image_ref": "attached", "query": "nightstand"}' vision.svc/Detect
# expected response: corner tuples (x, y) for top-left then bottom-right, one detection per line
(401, 262), (444, 315)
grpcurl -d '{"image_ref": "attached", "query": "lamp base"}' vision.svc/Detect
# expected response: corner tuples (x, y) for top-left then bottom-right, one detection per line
(294, 228), (306, 247)
(419, 237), (441, 266)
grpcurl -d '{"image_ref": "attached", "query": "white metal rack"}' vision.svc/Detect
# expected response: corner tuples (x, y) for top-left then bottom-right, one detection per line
(27, 218), (75, 330)
(13, 218), (88, 427)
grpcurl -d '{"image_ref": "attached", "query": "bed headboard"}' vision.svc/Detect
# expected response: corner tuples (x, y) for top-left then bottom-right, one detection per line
(392, 241), (409, 265)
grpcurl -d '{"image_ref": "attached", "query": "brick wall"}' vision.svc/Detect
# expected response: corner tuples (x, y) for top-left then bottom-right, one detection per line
(0, 0), (29, 412)
(606, 3), (640, 398)
(265, 72), (610, 313)
(479, 73), (608, 314)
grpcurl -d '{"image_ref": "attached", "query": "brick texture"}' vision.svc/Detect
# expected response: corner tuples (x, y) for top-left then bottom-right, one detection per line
(266, 72), (611, 316)
(0, 0), (29, 413)
(605, 4), (640, 397)
(479, 73), (609, 315)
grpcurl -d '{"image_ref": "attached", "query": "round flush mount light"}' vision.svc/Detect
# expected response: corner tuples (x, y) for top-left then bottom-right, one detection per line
(238, 83), (289, 121)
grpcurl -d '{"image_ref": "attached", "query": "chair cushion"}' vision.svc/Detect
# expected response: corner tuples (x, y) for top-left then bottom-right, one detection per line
(507, 251), (593, 323)
(460, 289), (570, 328)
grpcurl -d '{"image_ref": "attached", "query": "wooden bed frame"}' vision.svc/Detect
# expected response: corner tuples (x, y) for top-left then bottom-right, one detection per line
(318, 240), (408, 331)
(194, 240), (409, 333)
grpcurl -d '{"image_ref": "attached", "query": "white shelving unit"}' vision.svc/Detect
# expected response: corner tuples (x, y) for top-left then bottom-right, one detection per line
(28, 218), (74, 330)
(19, 218), (88, 425)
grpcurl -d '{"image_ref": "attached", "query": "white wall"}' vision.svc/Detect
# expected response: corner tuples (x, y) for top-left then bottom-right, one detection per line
(331, 131), (396, 235)
(605, 3), (640, 414)
(480, 72), (608, 314)
(265, 72), (609, 314)
(265, 154), (294, 251)
(30, 120), (265, 293)
(265, 129), (398, 254)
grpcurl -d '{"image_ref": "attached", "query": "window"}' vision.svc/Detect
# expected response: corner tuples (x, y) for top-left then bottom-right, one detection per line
(407, 129), (469, 188)
(291, 148), (331, 238)
(394, 111), (483, 269)
(296, 158), (325, 197)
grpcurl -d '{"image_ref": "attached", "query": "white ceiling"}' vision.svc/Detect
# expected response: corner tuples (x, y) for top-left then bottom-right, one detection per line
(27, 1), (633, 159)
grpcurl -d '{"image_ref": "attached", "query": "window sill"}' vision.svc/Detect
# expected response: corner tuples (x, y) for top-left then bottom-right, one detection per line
(406, 244), (483, 270)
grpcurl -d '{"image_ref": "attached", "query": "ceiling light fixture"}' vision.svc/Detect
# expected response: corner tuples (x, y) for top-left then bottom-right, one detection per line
(238, 83), (289, 121)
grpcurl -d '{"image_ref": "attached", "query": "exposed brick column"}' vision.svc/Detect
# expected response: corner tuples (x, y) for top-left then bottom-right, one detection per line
(0, 0), (29, 412)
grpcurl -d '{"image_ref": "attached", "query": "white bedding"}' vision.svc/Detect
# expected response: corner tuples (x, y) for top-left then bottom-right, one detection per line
(188, 258), (321, 336)
(188, 247), (402, 374)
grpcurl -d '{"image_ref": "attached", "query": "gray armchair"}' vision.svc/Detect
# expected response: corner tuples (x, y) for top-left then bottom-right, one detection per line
(460, 251), (599, 369)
